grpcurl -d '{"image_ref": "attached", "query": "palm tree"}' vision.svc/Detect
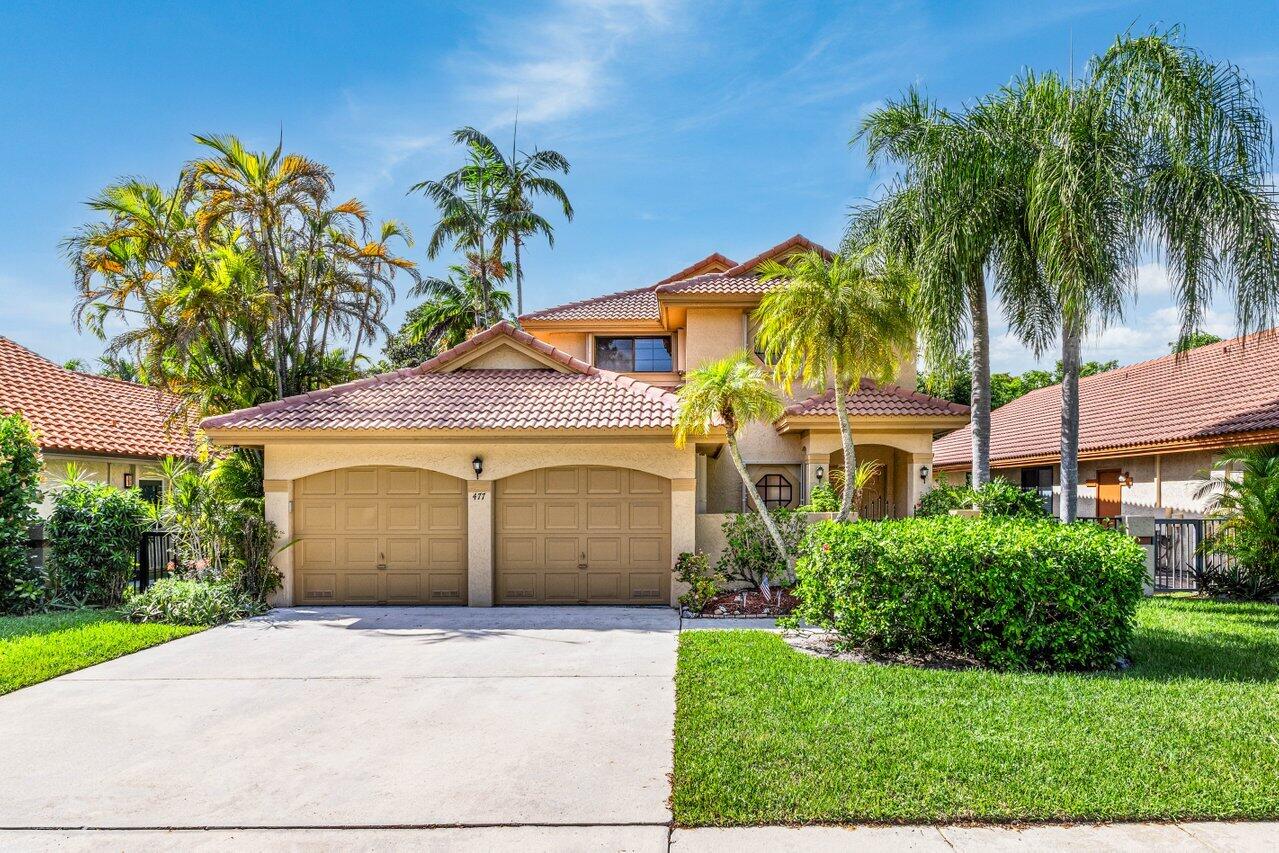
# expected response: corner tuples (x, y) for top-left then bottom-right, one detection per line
(403, 265), (514, 355)
(1013, 30), (1279, 521)
(453, 126), (573, 316)
(1194, 444), (1279, 599)
(347, 220), (418, 369)
(673, 352), (790, 567)
(410, 139), (515, 328)
(753, 249), (916, 521)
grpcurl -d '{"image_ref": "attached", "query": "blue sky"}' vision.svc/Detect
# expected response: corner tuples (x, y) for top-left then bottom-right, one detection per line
(2, 1), (1277, 372)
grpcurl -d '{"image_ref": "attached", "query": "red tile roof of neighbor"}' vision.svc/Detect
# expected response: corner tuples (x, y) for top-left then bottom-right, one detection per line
(520, 235), (835, 322)
(933, 329), (1279, 468)
(0, 336), (191, 459)
(201, 322), (683, 432)
(786, 381), (971, 418)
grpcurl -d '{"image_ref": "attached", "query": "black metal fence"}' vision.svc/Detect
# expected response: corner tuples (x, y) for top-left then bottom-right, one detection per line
(26, 524), (176, 592)
(1152, 518), (1231, 593)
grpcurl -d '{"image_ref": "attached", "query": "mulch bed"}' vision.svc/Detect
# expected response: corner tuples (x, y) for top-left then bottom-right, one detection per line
(697, 587), (799, 617)
(783, 630), (984, 669)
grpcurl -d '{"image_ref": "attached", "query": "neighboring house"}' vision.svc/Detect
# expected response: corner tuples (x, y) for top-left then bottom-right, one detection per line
(0, 336), (191, 515)
(201, 234), (968, 608)
(934, 330), (1279, 519)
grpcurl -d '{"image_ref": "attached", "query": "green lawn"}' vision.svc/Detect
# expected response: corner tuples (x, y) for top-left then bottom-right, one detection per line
(0, 610), (203, 695)
(674, 597), (1279, 825)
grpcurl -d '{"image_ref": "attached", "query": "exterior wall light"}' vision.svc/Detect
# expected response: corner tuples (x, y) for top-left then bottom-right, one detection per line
(472, 456), (484, 478)
(919, 465), (929, 482)
(123, 472), (135, 488)
(815, 466), (825, 482)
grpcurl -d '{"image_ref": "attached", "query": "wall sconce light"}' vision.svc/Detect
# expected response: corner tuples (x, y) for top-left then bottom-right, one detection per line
(123, 472), (135, 488)
(815, 466), (825, 483)
(919, 465), (930, 482)
(472, 456), (484, 478)
(1122, 471), (1134, 488)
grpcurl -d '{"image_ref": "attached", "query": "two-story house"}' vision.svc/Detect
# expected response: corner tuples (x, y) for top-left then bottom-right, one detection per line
(202, 234), (969, 608)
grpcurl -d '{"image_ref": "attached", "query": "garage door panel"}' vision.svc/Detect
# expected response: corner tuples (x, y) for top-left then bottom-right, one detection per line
(495, 466), (670, 605)
(294, 466), (467, 605)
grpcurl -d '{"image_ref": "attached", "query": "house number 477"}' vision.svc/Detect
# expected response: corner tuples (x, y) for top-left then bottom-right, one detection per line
(471, 492), (487, 501)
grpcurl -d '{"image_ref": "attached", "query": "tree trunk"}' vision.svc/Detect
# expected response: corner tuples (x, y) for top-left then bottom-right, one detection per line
(1059, 315), (1083, 523)
(477, 235), (492, 327)
(968, 268), (992, 487)
(350, 265), (376, 371)
(725, 432), (794, 580)
(832, 381), (858, 523)
(514, 232), (524, 317)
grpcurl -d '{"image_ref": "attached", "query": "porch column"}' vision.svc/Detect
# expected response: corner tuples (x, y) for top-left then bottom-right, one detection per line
(803, 453), (831, 504)
(263, 479), (293, 606)
(467, 479), (493, 606)
(905, 452), (933, 516)
(670, 477), (697, 608)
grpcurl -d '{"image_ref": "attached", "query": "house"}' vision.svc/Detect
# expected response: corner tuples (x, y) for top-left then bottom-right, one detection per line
(201, 235), (968, 608)
(0, 336), (191, 514)
(933, 330), (1279, 519)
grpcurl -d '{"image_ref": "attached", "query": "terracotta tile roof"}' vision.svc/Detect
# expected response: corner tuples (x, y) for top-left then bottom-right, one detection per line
(785, 381), (970, 418)
(201, 322), (682, 432)
(0, 337), (191, 459)
(655, 274), (773, 296)
(720, 234), (833, 276)
(520, 284), (660, 322)
(933, 330), (1279, 468)
(655, 252), (737, 285)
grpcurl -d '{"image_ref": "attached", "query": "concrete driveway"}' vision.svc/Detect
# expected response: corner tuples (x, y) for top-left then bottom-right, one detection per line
(0, 607), (677, 847)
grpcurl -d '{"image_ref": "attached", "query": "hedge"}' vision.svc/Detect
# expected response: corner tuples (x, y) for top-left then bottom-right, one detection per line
(789, 516), (1147, 671)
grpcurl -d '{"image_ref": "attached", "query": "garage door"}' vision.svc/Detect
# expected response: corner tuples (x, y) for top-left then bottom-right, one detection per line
(293, 466), (467, 605)
(495, 466), (670, 605)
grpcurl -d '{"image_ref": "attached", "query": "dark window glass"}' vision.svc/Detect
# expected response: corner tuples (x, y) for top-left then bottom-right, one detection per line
(139, 479), (164, 506)
(594, 336), (671, 372)
(754, 474), (793, 509)
(1020, 466), (1053, 515)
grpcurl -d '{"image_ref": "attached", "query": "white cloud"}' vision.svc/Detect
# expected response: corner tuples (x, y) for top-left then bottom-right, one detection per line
(1134, 260), (1170, 295)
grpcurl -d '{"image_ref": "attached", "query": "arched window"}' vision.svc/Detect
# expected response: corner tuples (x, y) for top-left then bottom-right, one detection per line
(754, 474), (793, 509)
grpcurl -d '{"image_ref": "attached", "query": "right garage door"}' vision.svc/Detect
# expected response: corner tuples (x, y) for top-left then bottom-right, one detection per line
(495, 466), (671, 605)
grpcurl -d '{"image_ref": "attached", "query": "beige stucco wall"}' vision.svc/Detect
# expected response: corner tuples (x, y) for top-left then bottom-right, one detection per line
(260, 437), (699, 608)
(684, 307), (745, 369)
(535, 331), (589, 362)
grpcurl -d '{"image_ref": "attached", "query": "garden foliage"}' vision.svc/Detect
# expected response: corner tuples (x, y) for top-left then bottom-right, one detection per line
(916, 477), (1045, 518)
(47, 469), (149, 605)
(121, 578), (260, 626)
(717, 509), (807, 588)
(0, 414), (42, 612)
(798, 481), (839, 512)
(1198, 444), (1279, 600)
(788, 516), (1147, 670)
(675, 551), (720, 612)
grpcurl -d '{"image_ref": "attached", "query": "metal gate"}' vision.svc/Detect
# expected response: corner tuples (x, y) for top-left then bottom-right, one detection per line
(1153, 519), (1231, 593)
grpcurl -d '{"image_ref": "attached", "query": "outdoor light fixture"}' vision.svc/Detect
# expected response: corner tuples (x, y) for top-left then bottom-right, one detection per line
(815, 466), (825, 482)
(919, 465), (929, 482)
(123, 473), (135, 488)
(472, 456), (484, 478)
(1122, 471), (1134, 487)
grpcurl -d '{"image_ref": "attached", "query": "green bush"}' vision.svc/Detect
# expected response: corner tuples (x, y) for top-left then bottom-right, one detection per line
(916, 478), (1045, 519)
(47, 471), (149, 605)
(121, 578), (260, 626)
(675, 551), (720, 612)
(798, 482), (840, 513)
(0, 414), (42, 612)
(717, 509), (807, 588)
(1198, 445), (1279, 600)
(788, 516), (1147, 671)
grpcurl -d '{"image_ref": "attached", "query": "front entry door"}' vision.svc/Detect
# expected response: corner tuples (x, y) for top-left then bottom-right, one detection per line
(1096, 469), (1123, 518)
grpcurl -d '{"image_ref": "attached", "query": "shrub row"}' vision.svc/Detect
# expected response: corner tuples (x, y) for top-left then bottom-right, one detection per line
(917, 477), (1046, 518)
(788, 516), (1147, 671)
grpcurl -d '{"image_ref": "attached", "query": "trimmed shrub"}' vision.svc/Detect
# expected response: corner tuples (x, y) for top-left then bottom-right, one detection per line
(717, 509), (807, 588)
(798, 482), (839, 512)
(916, 478), (1045, 519)
(915, 480), (971, 516)
(675, 551), (720, 611)
(121, 578), (259, 626)
(0, 414), (42, 612)
(47, 474), (149, 605)
(788, 516), (1147, 671)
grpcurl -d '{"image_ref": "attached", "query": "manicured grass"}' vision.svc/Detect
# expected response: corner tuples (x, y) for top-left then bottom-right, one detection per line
(673, 597), (1279, 825)
(0, 610), (203, 695)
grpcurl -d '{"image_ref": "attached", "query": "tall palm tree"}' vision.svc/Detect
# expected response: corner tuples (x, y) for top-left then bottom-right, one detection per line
(753, 249), (916, 521)
(1012, 30), (1279, 521)
(410, 140), (515, 328)
(453, 126), (573, 316)
(403, 265), (514, 354)
(673, 352), (789, 566)
(347, 219), (418, 369)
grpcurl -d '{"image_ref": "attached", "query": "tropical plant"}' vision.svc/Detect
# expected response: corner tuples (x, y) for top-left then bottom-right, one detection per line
(0, 414), (42, 612)
(346, 219), (418, 369)
(46, 465), (150, 605)
(673, 352), (790, 567)
(754, 249), (916, 521)
(918, 352), (1118, 409)
(715, 509), (807, 589)
(122, 578), (259, 625)
(1195, 445), (1279, 600)
(829, 459), (884, 518)
(452, 126), (572, 316)
(674, 551), (720, 612)
(400, 264), (515, 356)
(798, 481), (839, 512)
(916, 477), (1047, 519)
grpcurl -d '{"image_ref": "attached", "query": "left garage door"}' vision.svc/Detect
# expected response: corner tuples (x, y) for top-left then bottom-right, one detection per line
(293, 466), (467, 605)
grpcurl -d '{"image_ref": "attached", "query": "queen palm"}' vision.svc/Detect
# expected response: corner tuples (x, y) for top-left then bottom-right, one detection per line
(753, 249), (916, 521)
(673, 353), (790, 567)
(453, 126), (572, 316)
(403, 265), (514, 355)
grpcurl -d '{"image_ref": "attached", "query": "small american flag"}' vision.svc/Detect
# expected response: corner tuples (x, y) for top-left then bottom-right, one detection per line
(760, 573), (771, 602)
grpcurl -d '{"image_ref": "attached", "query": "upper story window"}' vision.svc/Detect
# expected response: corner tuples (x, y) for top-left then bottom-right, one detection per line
(746, 318), (778, 366)
(594, 336), (673, 372)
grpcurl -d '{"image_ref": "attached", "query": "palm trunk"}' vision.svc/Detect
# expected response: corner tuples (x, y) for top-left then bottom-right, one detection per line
(477, 236), (492, 327)
(1059, 315), (1082, 523)
(832, 381), (858, 522)
(514, 232), (524, 317)
(968, 269), (992, 487)
(725, 433), (794, 581)
(350, 265), (376, 371)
